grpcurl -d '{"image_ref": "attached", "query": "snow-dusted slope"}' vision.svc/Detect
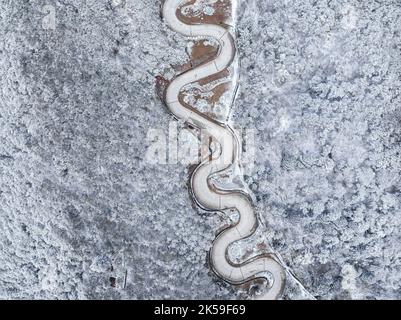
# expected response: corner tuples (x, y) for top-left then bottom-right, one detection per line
(0, 0), (400, 299)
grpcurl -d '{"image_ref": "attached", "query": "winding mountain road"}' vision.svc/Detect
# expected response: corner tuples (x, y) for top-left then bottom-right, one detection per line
(162, 0), (285, 300)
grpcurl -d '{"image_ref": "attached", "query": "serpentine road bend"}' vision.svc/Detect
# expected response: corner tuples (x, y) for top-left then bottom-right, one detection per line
(162, 0), (285, 300)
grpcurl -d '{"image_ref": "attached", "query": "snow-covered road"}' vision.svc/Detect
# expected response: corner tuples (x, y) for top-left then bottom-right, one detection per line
(162, 0), (285, 300)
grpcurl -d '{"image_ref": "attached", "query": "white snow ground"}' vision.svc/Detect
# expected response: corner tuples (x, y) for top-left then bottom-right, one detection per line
(0, 0), (400, 299)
